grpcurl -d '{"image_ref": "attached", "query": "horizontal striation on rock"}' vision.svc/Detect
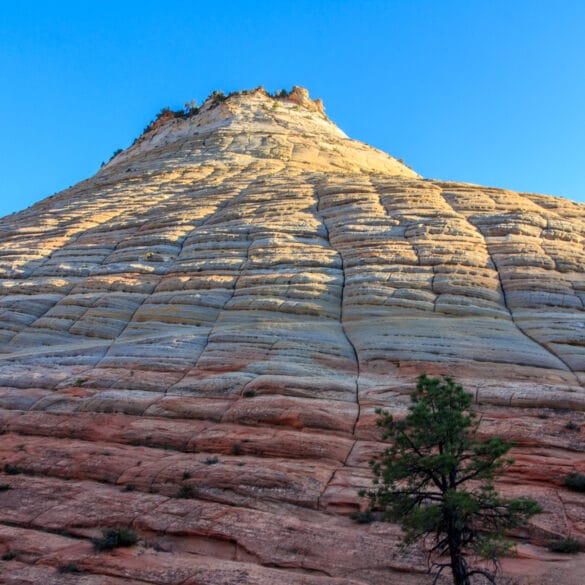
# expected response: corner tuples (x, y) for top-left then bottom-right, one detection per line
(0, 87), (585, 584)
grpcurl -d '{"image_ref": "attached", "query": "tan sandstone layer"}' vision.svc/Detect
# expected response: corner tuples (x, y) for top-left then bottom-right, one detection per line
(0, 87), (584, 584)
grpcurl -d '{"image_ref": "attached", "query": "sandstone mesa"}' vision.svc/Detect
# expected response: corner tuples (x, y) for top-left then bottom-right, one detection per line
(0, 86), (584, 584)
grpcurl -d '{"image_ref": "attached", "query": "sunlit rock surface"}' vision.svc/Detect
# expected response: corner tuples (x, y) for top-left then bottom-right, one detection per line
(1, 87), (585, 584)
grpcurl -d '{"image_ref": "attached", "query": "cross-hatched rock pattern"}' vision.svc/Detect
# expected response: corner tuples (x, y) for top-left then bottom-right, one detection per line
(1, 87), (585, 584)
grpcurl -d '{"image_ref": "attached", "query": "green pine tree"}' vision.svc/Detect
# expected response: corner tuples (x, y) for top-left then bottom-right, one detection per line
(362, 374), (542, 585)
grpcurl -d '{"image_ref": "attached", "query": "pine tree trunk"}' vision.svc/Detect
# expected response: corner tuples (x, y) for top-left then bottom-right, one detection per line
(448, 527), (471, 585)
(449, 552), (471, 585)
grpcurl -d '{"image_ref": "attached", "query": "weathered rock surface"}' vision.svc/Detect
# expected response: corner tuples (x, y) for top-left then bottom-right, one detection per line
(1, 86), (585, 584)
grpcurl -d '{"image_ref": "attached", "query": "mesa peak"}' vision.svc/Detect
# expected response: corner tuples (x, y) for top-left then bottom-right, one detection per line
(100, 85), (418, 179)
(197, 85), (325, 116)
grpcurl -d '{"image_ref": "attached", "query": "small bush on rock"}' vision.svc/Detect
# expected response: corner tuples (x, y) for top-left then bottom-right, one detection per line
(58, 563), (82, 573)
(564, 472), (585, 492)
(547, 537), (582, 554)
(109, 148), (123, 162)
(177, 484), (194, 499)
(208, 90), (226, 107)
(92, 527), (138, 551)
(349, 510), (375, 524)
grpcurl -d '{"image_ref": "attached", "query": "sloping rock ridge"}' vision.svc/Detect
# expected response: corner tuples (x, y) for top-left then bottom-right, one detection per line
(1, 86), (585, 584)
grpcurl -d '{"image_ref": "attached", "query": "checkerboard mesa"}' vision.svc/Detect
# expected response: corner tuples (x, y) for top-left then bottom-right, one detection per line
(0, 86), (584, 585)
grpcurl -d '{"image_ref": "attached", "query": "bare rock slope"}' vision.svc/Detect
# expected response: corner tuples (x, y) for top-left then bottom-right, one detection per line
(1, 87), (585, 584)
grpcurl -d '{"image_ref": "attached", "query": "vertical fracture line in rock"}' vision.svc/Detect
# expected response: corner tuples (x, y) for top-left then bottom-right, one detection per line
(156, 183), (252, 393)
(97, 176), (247, 365)
(370, 176), (424, 268)
(65, 184), (180, 332)
(185, 187), (257, 380)
(439, 188), (577, 376)
(316, 467), (337, 511)
(535, 209), (585, 311)
(488, 244), (576, 374)
(556, 491), (572, 534)
(4, 191), (167, 334)
(172, 262), (241, 388)
(93, 169), (212, 265)
(313, 182), (361, 438)
(210, 229), (254, 386)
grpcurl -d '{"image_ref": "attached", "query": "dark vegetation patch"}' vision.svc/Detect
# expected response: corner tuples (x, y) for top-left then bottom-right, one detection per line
(92, 528), (138, 551)
(547, 537), (582, 554)
(564, 472), (585, 492)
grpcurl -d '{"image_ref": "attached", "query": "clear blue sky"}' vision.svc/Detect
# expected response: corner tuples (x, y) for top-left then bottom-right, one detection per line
(1, 0), (584, 217)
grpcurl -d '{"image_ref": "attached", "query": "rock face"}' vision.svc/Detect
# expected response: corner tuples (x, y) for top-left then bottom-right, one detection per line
(1, 86), (585, 584)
